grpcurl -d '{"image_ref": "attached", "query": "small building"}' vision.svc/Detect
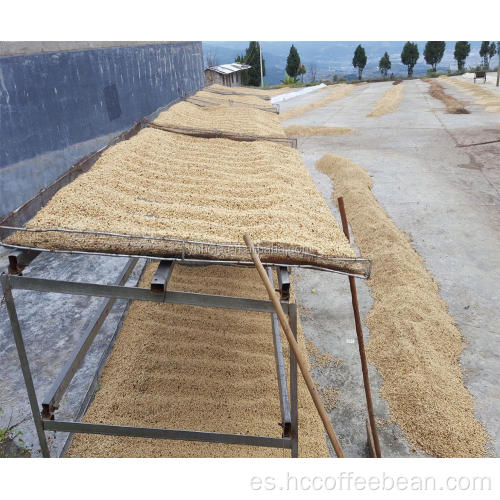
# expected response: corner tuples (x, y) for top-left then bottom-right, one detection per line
(204, 62), (251, 87)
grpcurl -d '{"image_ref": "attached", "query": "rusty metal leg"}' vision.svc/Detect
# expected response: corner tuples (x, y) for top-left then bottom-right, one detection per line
(288, 302), (299, 457)
(338, 196), (382, 458)
(0, 273), (50, 457)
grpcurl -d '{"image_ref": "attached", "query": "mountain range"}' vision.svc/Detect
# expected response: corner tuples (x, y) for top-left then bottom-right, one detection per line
(202, 41), (497, 84)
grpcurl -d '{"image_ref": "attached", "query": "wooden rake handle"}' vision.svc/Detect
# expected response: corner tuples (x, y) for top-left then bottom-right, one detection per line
(338, 196), (382, 458)
(243, 234), (345, 458)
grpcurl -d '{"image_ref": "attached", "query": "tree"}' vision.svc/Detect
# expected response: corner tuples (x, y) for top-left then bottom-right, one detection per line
(479, 41), (496, 69)
(480, 41), (490, 67)
(235, 41), (265, 87)
(401, 41), (419, 77)
(298, 64), (306, 83)
(308, 63), (318, 82)
(487, 42), (497, 69)
(379, 52), (391, 77)
(352, 44), (367, 80)
(423, 41), (445, 71)
(286, 44), (301, 80)
(454, 41), (470, 71)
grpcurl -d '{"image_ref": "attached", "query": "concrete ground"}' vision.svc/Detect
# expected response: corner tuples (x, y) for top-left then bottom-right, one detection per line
(281, 78), (500, 457)
(459, 71), (500, 93)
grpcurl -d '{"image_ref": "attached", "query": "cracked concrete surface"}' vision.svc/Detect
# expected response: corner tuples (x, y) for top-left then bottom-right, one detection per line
(282, 78), (499, 457)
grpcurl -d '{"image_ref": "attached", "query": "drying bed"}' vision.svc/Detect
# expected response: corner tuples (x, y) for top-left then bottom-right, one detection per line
(3, 127), (368, 276)
(153, 100), (285, 137)
(188, 89), (277, 111)
(205, 83), (291, 99)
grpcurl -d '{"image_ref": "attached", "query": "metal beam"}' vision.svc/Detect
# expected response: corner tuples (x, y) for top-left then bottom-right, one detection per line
(267, 268), (291, 435)
(8, 275), (290, 314)
(42, 258), (139, 417)
(150, 260), (174, 294)
(43, 420), (292, 449)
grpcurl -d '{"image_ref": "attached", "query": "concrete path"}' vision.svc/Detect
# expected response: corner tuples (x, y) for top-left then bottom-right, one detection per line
(282, 79), (500, 457)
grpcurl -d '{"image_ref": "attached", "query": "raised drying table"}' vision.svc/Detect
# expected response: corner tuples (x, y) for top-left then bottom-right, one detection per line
(0, 112), (372, 458)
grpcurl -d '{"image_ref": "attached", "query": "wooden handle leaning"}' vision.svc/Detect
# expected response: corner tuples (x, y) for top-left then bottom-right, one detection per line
(338, 197), (382, 458)
(243, 234), (345, 458)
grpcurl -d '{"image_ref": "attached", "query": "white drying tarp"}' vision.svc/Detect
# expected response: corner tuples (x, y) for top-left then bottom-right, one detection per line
(271, 84), (326, 104)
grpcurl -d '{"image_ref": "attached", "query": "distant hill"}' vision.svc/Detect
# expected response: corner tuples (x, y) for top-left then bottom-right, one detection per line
(202, 41), (496, 85)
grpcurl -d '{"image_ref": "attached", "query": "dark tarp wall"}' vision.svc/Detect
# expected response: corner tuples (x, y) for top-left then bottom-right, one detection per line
(0, 41), (204, 216)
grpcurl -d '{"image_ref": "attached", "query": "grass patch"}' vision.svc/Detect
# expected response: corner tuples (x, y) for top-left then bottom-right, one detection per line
(0, 408), (30, 458)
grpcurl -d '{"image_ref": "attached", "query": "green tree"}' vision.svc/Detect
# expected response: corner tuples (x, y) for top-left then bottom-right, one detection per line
(298, 64), (306, 83)
(352, 44), (367, 80)
(235, 41), (265, 87)
(401, 41), (419, 77)
(479, 41), (496, 69)
(454, 41), (470, 71)
(479, 41), (489, 67)
(488, 42), (497, 69)
(379, 52), (391, 77)
(286, 44), (301, 80)
(423, 41), (446, 71)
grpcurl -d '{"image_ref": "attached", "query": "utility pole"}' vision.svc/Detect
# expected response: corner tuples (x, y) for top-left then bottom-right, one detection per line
(259, 42), (264, 88)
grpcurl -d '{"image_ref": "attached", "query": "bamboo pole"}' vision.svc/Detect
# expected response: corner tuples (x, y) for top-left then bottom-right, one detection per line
(337, 196), (382, 458)
(243, 234), (345, 458)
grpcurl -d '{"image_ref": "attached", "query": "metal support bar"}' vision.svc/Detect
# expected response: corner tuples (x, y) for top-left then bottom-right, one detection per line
(42, 258), (139, 417)
(267, 268), (291, 435)
(0, 273), (50, 457)
(277, 266), (290, 300)
(43, 420), (292, 449)
(151, 260), (174, 294)
(8, 249), (40, 274)
(288, 302), (299, 458)
(8, 275), (289, 314)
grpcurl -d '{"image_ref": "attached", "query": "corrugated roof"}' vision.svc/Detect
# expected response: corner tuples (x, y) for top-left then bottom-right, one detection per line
(205, 62), (251, 75)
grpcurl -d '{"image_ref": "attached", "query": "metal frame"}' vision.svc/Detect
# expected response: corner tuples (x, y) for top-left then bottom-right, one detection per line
(0, 252), (299, 458)
(0, 240), (371, 279)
